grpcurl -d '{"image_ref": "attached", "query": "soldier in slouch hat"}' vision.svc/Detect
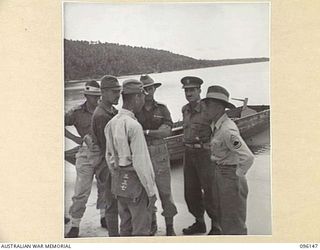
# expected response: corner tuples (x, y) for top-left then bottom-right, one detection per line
(203, 85), (254, 235)
(136, 74), (177, 236)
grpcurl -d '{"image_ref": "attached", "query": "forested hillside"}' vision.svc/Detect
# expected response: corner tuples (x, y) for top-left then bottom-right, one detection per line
(64, 39), (269, 81)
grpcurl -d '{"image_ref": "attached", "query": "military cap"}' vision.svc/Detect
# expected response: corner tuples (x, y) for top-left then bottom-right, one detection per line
(83, 80), (101, 96)
(202, 85), (236, 109)
(122, 79), (148, 95)
(140, 74), (162, 88)
(100, 75), (121, 90)
(181, 76), (203, 89)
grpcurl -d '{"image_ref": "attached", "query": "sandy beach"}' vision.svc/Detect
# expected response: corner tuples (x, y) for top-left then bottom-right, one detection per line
(64, 130), (271, 238)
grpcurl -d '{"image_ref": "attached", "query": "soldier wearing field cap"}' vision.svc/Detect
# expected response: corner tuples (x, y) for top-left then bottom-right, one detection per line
(87, 75), (122, 237)
(136, 75), (177, 236)
(203, 85), (254, 235)
(181, 76), (221, 235)
(105, 79), (157, 236)
(65, 80), (104, 237)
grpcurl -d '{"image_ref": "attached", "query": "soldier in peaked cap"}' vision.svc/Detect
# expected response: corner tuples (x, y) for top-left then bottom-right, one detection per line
(105, 79), (157, 236)
(65, 80), (104, 237)
(136, 75), (178, 236)
(180, 76), (221, 235)
(203, 85), (254, 235)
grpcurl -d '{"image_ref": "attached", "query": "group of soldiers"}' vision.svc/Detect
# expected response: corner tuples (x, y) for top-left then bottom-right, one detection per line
(64, 74), (254, 237)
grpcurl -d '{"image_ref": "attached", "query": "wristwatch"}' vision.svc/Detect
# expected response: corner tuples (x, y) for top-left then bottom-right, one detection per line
(145, 129), (150, 135)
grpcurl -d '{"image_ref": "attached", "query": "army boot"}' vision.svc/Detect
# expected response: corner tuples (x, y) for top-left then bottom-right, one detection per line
(165, 217), (176, 236)
(66, 227), (79, 238)
(150, 212), (158, 236)
(208, 220), (222, 235)
(64, 217), (70, 224)
(100, 217), (107, 229)
(182, 217), (206, 235)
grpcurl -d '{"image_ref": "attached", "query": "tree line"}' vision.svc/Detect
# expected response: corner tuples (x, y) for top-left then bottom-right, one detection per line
(64, 39), (269, 81)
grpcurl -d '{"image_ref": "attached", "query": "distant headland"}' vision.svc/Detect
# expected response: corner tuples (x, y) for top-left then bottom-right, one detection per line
(64, 39), (269, 83)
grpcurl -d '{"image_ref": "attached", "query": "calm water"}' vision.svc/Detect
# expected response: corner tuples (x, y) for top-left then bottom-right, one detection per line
(65, 62), (269, 121)
(65, 62), (271, 235)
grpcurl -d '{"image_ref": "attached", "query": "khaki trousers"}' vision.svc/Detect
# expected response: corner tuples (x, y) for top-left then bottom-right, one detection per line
(215, 165), (248, 235)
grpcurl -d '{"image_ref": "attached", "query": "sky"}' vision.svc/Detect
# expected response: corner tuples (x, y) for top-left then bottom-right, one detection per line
(64, 2), (269, 60)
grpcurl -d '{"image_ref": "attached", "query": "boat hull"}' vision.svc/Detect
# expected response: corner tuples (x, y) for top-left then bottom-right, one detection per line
(65, 106), (270, 164)
(165, 108), (270, 161)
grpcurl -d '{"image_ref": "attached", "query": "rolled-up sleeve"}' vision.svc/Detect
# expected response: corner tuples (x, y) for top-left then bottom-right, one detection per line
(65, 109), (75, 126)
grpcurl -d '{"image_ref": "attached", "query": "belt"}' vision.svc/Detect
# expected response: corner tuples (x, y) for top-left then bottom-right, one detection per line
(217, 164), (237, 169)
(118, 164), (135, 171)
(185, 142), (210, 150)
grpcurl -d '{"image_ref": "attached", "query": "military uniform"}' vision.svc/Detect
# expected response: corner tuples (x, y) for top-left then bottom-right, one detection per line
(65, 80), (104, 238)
(202, 84), (254, 235)
(179, 76), (221, 235)
(136, 101), (178, 223)
(182, 101), (219, 226)
(65, 102), (92, 138)
(66, 102), (106, 221)
(210, 113), (254, 234)
(90, 99), (119, 236)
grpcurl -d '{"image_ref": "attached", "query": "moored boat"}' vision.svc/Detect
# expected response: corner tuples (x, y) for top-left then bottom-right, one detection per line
(165, 100), (270, 161)
(65, 99), (270, 164)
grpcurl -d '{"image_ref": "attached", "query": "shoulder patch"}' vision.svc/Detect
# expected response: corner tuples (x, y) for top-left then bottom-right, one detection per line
(230, 134), (242, 149)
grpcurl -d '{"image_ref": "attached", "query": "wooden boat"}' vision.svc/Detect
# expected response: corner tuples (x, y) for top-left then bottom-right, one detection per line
(65, 98), (270, 164)
(166, 98), (270, 161)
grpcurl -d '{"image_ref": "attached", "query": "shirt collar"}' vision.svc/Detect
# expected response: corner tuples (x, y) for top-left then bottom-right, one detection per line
(119, 108), (136, 120)
(99, 101), (117, 115)
(187, 99), (201, 113)
(211, 113), (228, 131)
(143, 100), (158, 111)
(81, 101), (94, 114)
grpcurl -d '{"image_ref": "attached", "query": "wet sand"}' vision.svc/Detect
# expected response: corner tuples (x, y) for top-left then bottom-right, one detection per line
(64, 130), (271, 237)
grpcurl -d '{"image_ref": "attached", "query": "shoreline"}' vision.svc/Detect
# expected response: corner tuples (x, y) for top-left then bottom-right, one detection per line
(64, 60), (269, 85)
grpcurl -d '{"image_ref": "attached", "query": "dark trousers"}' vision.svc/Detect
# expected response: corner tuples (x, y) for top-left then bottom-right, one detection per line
(184, 147), (219, 224)
(215, 165), (248, 235)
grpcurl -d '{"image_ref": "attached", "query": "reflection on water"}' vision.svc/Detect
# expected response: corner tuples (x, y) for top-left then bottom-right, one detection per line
(245, 128), (270, 155)
(250, 144), (270, 155)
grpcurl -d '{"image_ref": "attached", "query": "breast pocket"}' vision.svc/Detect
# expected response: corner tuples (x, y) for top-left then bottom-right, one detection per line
(153, 114), (164, 127)
(211, 139), (225, 158)
(191, 122), (211, 141)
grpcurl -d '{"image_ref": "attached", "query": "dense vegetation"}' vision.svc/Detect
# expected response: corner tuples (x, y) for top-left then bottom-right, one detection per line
(64, 39), (269, 81)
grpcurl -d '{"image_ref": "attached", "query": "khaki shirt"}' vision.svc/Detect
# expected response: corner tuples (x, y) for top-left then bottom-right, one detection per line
(65, 101), (93, 138)
(210, 113), (254, 176)
(136, 100), (173, 130)
(182, 100), (212, 144)
(105, 108), (156, 197)
(91, 102), (118, 156)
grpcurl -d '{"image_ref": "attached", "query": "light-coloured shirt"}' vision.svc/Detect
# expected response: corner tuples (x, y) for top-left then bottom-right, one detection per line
(104, 108), (156, 197)
(210, 113), (254, 176)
